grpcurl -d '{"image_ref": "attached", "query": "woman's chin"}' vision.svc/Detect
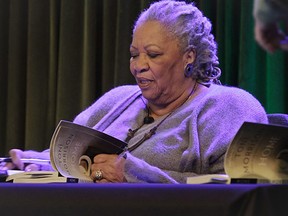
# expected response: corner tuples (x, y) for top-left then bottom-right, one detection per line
(140, 90), (153, 100)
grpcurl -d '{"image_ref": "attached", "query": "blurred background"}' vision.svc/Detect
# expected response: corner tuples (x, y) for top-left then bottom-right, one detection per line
(0, 0), (287, 154)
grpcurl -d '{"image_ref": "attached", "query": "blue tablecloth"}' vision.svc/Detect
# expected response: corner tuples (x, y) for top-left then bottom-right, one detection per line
(0, 183), (286, 216)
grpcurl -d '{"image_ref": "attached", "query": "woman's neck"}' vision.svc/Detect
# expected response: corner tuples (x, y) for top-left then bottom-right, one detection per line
(147, 82), (206, 118)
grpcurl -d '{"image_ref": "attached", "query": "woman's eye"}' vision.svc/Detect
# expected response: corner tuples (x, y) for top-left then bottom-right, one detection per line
(130, 54), (139, 59)
(148, 53), (160, 58)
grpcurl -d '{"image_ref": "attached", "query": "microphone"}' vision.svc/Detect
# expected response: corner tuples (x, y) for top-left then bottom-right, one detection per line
(143, 116), (154, 124)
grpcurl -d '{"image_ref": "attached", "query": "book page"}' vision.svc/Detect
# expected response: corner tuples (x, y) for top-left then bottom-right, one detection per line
(6, 171), (58, 182)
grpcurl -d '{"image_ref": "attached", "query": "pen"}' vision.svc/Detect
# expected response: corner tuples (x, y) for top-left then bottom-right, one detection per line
(0, 157), (51, 165)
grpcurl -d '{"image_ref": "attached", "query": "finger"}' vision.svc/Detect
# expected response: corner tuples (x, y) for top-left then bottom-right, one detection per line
(280, 37), (288, 51)
(91, 169), (105, 182)
(93, 154), (108, 163)
(90, 167), (118, 183)
(94, 179), (109, 183)
(280, 43), (288, 51)
(0, 162), (16, 171)
(24, 164), (40, 172)
(93, 154), (119, 164)
(9, 149), (25, 170)
(90, 164), (115, 180)
(91, 164), (124, 183)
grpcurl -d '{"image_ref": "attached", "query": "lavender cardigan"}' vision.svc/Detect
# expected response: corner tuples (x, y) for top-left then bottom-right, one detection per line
(73, 84), (268, 183)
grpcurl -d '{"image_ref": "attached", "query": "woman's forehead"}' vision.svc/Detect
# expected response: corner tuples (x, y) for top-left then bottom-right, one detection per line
(132, 21), (177, 47)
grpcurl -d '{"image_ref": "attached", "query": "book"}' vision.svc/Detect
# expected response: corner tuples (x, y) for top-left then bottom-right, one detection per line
(0, 170), (23, 182)
(186, 174), (229, 184)
(5, 120), (128, 183)
(187, 122), (288, 184)
(4, 170), (86, 183)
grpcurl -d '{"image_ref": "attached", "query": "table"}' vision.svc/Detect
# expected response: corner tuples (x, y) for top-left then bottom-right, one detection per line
(0, 183), (287, 216)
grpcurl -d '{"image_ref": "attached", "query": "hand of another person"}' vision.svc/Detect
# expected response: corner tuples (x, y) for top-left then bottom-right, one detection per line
(254, 20), (288, 53)
(279, 36), (288, 51)
(0, 149), (49, 171)
(90, 154), (127, 183)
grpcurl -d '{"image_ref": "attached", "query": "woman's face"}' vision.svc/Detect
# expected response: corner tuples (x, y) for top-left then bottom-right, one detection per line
(130, 21), (194, 106)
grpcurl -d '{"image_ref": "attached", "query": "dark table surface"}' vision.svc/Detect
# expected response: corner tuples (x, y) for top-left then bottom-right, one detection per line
(0, 183), (287, 216)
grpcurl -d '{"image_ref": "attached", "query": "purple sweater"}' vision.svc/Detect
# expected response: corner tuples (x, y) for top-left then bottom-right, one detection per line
(73, 84), (268, 183)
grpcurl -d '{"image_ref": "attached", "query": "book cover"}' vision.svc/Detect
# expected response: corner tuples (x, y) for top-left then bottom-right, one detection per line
(187, 122), (288, 184)
(224, 122), (288, 182)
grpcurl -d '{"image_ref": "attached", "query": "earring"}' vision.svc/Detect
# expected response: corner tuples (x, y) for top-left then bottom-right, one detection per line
(184, 63), (193, 77)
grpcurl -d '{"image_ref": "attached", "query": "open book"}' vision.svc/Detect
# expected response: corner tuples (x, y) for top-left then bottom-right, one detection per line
(50, 120), (127, 182)
(5, 120), (127, 183)
(187, 122), (288, 184)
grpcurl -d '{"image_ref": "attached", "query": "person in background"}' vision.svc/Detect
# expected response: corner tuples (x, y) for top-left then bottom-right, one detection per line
(253, 0), (288, 52)
(0, 0), (268, 183)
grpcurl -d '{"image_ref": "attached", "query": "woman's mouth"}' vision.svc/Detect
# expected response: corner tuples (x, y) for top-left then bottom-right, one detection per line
(137, 78), (153, 87)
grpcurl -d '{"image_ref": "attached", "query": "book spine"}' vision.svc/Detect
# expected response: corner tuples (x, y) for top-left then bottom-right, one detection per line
(230, 178), (262, 184)
(230, 178), (288, 184)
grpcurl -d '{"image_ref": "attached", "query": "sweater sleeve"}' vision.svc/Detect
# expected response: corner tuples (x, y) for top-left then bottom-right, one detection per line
(73, 85), (140, 128)
(124, 153), (179, 183)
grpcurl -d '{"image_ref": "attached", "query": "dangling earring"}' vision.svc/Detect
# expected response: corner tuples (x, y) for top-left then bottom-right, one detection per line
(184, 63), (193, 77)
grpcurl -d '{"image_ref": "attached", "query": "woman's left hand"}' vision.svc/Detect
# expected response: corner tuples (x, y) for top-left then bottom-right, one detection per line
(90, 154), (126, 183)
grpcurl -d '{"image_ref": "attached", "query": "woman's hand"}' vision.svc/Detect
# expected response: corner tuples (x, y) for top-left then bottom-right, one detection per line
(90, 154), (127, 183)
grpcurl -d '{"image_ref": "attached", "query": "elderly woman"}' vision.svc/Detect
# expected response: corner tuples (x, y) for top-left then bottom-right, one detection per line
(3, 0), (268, 183)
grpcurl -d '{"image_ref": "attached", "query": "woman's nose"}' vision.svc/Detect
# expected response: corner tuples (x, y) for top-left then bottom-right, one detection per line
(134, 55), (149, 73)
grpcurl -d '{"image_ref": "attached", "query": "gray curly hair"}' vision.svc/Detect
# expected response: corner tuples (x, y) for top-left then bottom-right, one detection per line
(133, 0), (221, 85)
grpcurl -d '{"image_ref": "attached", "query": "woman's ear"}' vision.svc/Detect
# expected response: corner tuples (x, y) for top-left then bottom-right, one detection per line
(184, 48), (196, 65)
(183, 49), (196, 77)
